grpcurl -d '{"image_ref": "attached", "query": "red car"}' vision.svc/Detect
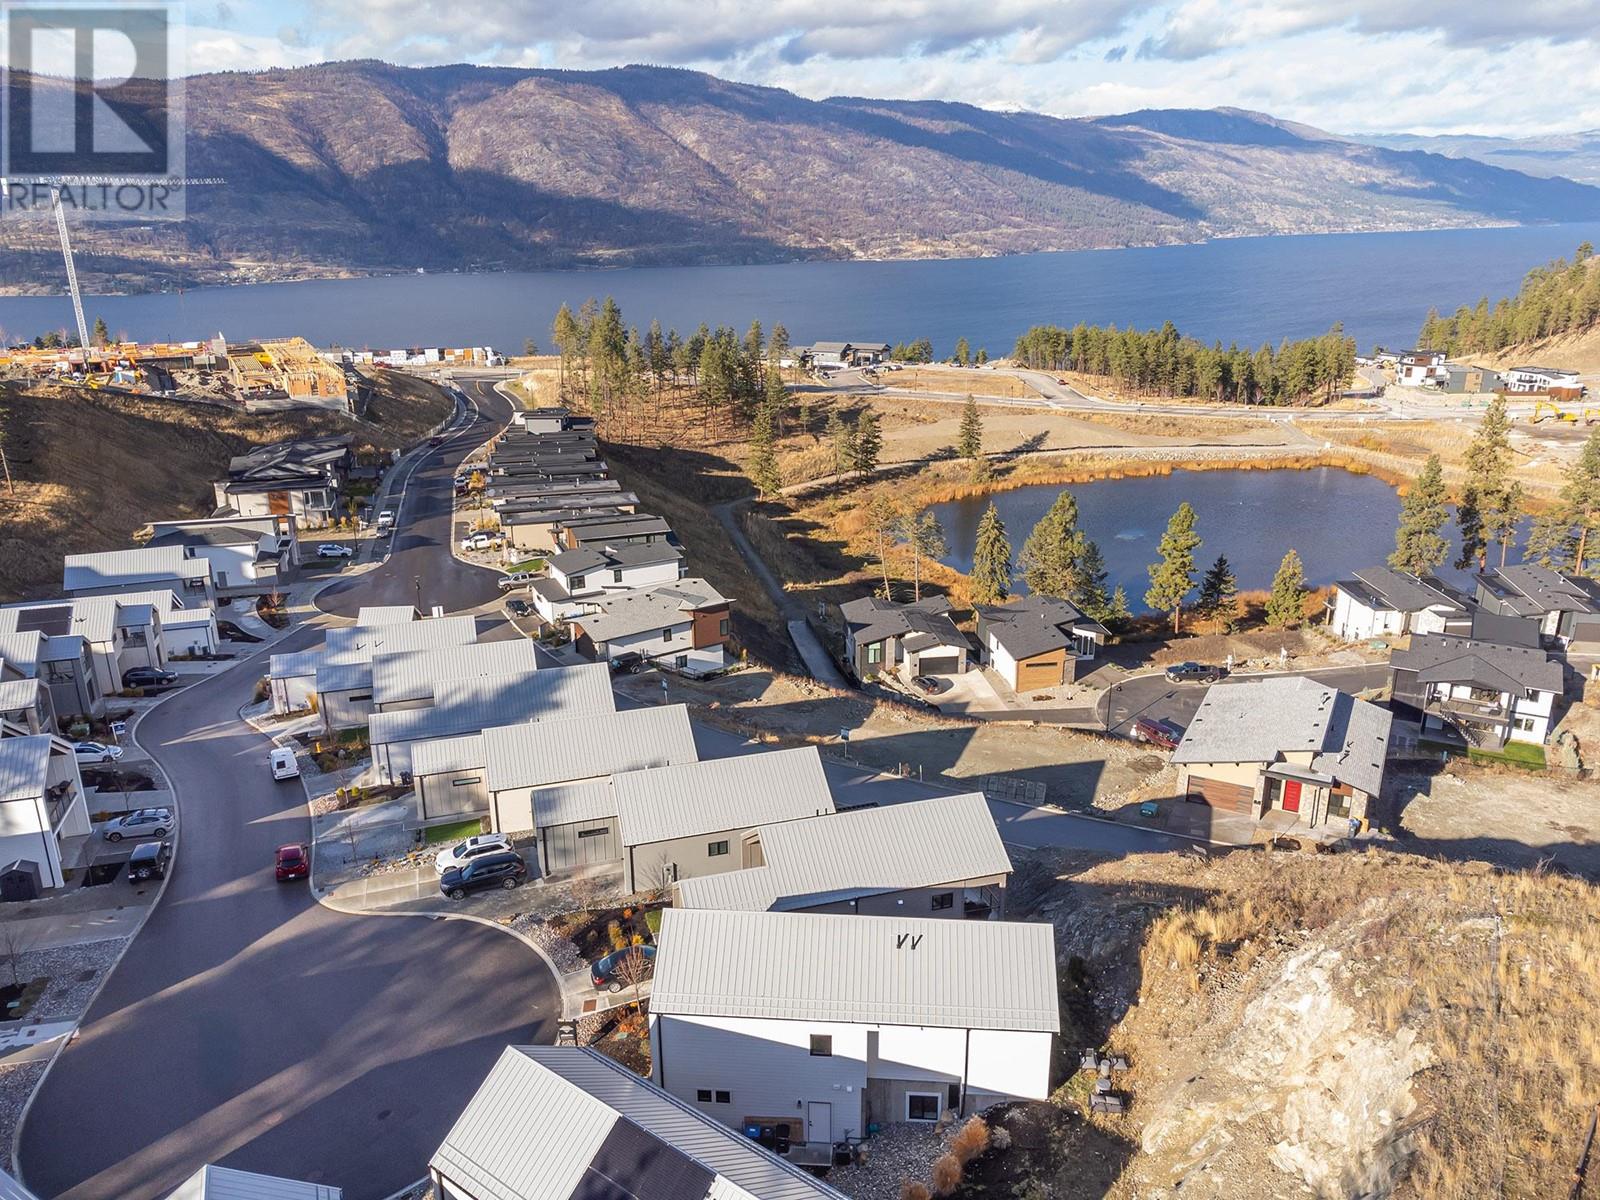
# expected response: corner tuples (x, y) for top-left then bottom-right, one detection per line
(275, 843), (310, 881)
(1132, 717), (1185, 750)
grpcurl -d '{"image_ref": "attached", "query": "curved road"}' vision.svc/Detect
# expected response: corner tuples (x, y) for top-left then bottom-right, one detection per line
(20, 377), (556, 1200)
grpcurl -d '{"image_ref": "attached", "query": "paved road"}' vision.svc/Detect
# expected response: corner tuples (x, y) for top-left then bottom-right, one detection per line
(1100, 663), (1393, 736)
(19, 376), (558, 1200)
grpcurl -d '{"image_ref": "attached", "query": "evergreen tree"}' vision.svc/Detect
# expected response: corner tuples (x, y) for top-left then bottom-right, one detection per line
(1073, 538), (1118, 626)
(975, 348), (988, 365)
(866, 493), (901, 598)
(1019, 490), (1086, 599)
(1265, 549), (1308, 628)
(970, 503), (1012, 605)
(92, 316), (109, 347)
(1106, 585), (1131, 628)
(1389, 455), (1450, 576)
(1554, 425), (1600, 575)
(826, 409), (851, 476)
(763, 366), (787, 437)
(897, 509), (947, 601)
(1524, 510), (1577, 570)
(1197, 553), (1238, 630)
(748, 405), (780, 497)
(1457, 395), (1517, 569)
(953, 337), (971, 367)
(1145, 502), (1201, 633)
(850, 409), (882, 478)
(957, 394), (983, 461)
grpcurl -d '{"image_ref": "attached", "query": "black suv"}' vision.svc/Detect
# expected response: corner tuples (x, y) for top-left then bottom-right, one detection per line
(127, 841), (171, 882)
(439, 851), (528, 900)
(123, 666), (178, 688)
(1164, 661), (1227, 684)
(608, 652), (645, 676)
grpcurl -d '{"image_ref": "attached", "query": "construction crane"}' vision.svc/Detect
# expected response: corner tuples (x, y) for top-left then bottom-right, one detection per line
(49, 184), (92, 357)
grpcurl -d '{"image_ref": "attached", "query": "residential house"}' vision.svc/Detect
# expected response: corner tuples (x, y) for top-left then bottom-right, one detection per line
(570, 578), (732, 675)
(1475, 564), (1600, 644)
(144, 514), (299, 598)
(1326, 567), (1468, 642)
(976, 595), (1107, 692)
(368, 664), (615, 784)
(430, 1045), (848, 1200)
(509, 406), (595, 433)
(0, 632), (69, 727)
(0, 675), (49, 735)
(0, 595), (175, 700)
(648, 909), (1058, 1156)
(673, 792), (1012, 919)
(1441, 364), (1504, 394)
(63, 546), (214, 606)
(0, 631), (98, 721)
(499, 500), (638, 555)
(1390, 633), (1564, 748)
(1397, 349), (1448, 387)
(0, 734), (92, 891)
(316, 638), (544, 735)
(1171, 677), (1392, 831)
(561, 515), (673, 551)
(165, 1164), (342, 1199)
(267, 613), (476, 714)
(805, 341), (890, 368)
(839, 595), (970, 682)
(212, 435), (352, 527)
(532, 543), (685, 625)
(1503, 365), (1582, 393)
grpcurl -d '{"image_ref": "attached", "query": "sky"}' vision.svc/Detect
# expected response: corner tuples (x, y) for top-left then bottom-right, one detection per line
(110, 0), (1600, 135)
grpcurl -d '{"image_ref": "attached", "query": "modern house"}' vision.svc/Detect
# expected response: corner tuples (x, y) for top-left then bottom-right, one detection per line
(212, 435), (352, 527)
(976, 595), (1107, 692)
(430, 1045), (849, 1200)
(648, 909), (1058, 1157)
(0, 734), (92, 892)
(571, 579), (733, 676)
(500, 501), (638, 554)
(839, 595), (970, 682)
(1503, 365), (1582, 394)
(63, 546), (214, 606)
(144, 515), (299, 598)
(672, 792), (1012, 919)
(1326, 567), (1467, 642)
(165, 1163), (342, 1200)
(1397, 349), (1448, 387)
(509, 406), (596, 433)
(371, 639), (541, 713)
(0, 594), (182, 700)
(1440, 364), (1504, 394)
(805, 341), (891, 368)
(267, 613), (477, 714)
(0, 630), (95, 723)
(532, 543), (686, 625)
(0, 674), (50, 735)
(1390, 633), (1564, 748)
(368, 664), (616, 784)
(1171, 677), (1392, 831)
(1475, 564), (1600, 645)
(562, 515), (674, 550)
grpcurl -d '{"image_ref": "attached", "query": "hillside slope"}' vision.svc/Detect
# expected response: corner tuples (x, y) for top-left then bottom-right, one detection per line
(1355, 128), (1600, 187)
(7, 64), (1600, 294)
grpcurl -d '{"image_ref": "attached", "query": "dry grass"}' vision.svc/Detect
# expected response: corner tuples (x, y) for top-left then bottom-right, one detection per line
(1067, 410), (1274, 439)
(886, 367), (1038, 399)
(950, 1116), (991, 1164)
(1305, 419), (1570, 496)
(899, 1183), (930, 1200)
(929, 1153), (962, 1196)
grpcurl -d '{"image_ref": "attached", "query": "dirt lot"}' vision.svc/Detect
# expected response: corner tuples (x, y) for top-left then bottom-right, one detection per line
(882, 366), (1037, 398)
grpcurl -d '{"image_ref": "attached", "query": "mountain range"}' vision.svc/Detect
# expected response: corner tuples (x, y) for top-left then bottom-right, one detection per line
(6, 63), (1600, 295)
(1351, 129), (1600, 187)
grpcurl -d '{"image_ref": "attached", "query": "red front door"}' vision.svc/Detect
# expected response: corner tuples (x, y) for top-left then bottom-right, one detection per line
(1280, 780), (1302, 813)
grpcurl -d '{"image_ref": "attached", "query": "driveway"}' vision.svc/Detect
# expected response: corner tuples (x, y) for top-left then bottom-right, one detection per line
(1100, 663), (1392, 737)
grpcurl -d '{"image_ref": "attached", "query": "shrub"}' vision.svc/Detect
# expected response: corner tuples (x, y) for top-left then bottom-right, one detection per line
(930, 1154), (962, 1196)
(900, 1182), (931, 1200)
(990, 1125), (1011, 1151)
(607, 920), (627, 951)
(951, 1116), (990, 1164)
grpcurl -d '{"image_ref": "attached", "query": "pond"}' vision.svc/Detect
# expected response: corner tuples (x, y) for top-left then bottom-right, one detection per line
(929, 467), (1518, 610)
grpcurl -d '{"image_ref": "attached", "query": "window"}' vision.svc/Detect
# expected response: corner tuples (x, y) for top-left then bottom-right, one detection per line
(675, 655), (688, 669)
(451, 777), (482, 788)
(708, 840), (729, 857)
(931, 892), (954, 911)
(613, 569), (624, 583)
(907, 1093), (941, 1122)
(1513, 716), (1536, 732)
(719, 618), (730, 637)
(697, 1089), (713, 1102)
(715, 1090), (731, 1104)
(570, 574), (586, 591)
(578, 826), (609, 839)
(809, 1034), (832, 1057)
(662, 628), (674, 642)
(865, 642), (884, 665)
(350, 693), (372, 702)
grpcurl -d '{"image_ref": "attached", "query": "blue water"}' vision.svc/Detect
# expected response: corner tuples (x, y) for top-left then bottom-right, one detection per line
(930, 468), (1521, 611)
(4, 222), (1599, 356)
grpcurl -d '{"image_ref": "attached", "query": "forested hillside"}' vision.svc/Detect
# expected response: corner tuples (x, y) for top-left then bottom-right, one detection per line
(1417, 242), (1600, 354)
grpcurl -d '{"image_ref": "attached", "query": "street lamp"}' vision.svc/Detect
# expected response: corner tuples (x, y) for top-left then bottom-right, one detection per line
(414, 575), (423, 615)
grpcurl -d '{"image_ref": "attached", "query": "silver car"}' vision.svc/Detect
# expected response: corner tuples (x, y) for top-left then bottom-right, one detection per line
(104, 807), (174, 842)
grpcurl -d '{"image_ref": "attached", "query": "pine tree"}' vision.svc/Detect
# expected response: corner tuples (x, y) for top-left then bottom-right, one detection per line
(1107, 585), (1131, 628)
(898, 509), (947, 601)
(826, 409), (851, 476)
(1073, 538), (1117, 626)
(866, 493), (901, 598)
(850, 409), (883, 478)
(1145, 502), (1201, 633)
(954, 337), (971, 367)
(1265, 549), (1308, 628)
(1389, 455), (1450, 577)
(92, 316), (109, 347)
(1019, 490), (1086, 599)
(1554, 425), (1600, 575)
(1457, 395), (1516, 569)
(957, 395), (983, 461)
(748, 405), (780, 497)
(1524, 510), (1577, 570)
(975, 348), (988, 365)
(1197, 553), (1238, 630)
(763, 366), (787, 437)
(970, 503), (1012, 605)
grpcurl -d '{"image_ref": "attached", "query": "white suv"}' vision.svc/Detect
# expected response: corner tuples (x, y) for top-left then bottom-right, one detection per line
(434, 832), (515, 875)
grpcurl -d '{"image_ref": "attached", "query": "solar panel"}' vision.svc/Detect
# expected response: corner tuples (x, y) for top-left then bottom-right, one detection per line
(14, 607), (72, 636)
(572, 1118), (714, 1200)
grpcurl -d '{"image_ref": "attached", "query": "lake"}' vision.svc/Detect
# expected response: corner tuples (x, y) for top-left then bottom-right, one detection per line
(4, 222), (1600, 358)
(929, 468), (1517, 611)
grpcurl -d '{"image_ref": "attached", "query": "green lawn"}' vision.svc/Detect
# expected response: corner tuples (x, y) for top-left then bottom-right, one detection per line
(506, 557), (545, 573)
(424, 818), (485, 845)
(1468, 742), (1547, 770)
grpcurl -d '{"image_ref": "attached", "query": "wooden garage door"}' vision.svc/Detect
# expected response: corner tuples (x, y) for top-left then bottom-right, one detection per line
(1016, 658), (1061, 687)
(1186, 775), (1254, 813)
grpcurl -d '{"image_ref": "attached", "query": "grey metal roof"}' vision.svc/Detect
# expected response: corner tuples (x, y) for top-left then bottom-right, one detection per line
(978, 594), (1105, 660)
(146, 525), (266, 549)
(652, 909), (1059, 1032)
(566, 516), (673, 544)
(368, 664), (615, 748)
(1346, 567), (1463, 614)
(314, 661), (374, 693)
(165, 1164), (342, 1200)
(0, 632), (45, 675)
(410, 733), (487, 777)
(533, 779), (619, 828)
(355, 606), (419, 626)
(62, 546), (210, 593)
(0, 678), (43, 714)
(431, 1046), (846, 1200)
(0, 735), (52, 803)
(673, 793), (1011, 913)
(38, 635), (83, 665)
(324, 615), (478, 658)
(370, 640), (539, 707)
(1172, 676), (1392, 797)
(547, 542), (683, 578)
(0, 1167), (40, 1200)
(613, 747), (834, 848)
(484, 704), (697, 794)
(575, 580), (729, 644)
(1391, 634), (1564, 695)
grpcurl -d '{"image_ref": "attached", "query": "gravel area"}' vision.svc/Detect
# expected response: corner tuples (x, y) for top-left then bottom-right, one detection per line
(510, 915), (585, 974)
(21, 937), (127, 1017)
(827, 1121), (947, 1200)
(0, 1061), (45, 1174)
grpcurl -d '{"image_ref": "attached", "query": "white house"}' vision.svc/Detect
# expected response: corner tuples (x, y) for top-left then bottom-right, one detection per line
(144, 515), (299, 598)
(1475, 563), (1600, 644)
(0, 734), (92, 892)
(1397, 349), (1448, 387)
(1503, 365), (1581, 393)
(63, 546), (214, 607)
(0, 594), (179, 699)
(976, 595), (1106, 692)
(571, 578), (733, 675)
(672, 792), (1012, 919)
(531, 543), (685, 624)
(1326, 567), (1467, 642)
(430, 1046), (849, 1200)
(164, 1164), (341, 1200)
(0, 630), (99, 721)
(649, 909), (1058, 1158)
(1390, 633), (1564, 747)
(267, 613), (477, 714)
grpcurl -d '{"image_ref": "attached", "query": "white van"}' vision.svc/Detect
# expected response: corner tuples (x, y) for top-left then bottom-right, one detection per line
(269, 747), (300, 781)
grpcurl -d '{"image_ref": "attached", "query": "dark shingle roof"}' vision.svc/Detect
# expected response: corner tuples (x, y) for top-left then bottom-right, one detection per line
(839, 595), (961, 648)
(1346, 567), (1463, 614)
(977, 594), (1105, 660)
(1391, 634), (1564, 694)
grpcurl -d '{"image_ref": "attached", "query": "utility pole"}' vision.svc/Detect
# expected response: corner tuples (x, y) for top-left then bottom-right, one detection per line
(413, 575), (423, 616)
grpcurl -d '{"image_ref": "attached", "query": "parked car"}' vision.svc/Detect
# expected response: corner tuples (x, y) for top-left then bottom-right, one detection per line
(434, 832), (515, 876)
(127, 841), (171, 882)
(460, 531), (499, 552)
(1132, 716), (1186, 750)
(317, 543), (354, 558)
(269, 746), (300, 781)
(1165, 661), (1227, 684)
(505, 598), (531, 618)
(74, 740), (123, 763)
(911, 674), (946, 695)
(439, 850), (528, 900)
(122, 666), (177, 688)
(104, 807), (172, 842)
(608, 652), (645, 676)
(591, 945), (657, 993)
(275, 843), (310, 881)
(498, 571), (538, 590)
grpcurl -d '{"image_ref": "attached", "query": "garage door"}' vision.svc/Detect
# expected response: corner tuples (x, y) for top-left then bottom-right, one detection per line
(1186, 776), (1254, 813)
(1017, 658), (1062, 688)
(917, 655), (960, 676)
